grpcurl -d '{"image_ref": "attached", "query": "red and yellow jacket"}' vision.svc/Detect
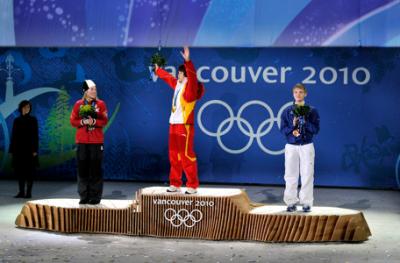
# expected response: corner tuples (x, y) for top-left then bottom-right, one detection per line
(156, 60), (205, 125)
(70, 99), (108, 144)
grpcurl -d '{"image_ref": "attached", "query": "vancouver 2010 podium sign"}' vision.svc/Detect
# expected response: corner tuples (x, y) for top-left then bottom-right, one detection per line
(15, 187), (371, 242)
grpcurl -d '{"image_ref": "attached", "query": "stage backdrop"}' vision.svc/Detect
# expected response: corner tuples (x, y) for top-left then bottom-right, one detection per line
(0, 47), (399, 189)
(1, 0), (400, 47)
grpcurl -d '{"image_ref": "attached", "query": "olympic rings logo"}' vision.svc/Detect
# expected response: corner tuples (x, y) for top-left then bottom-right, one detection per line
(197, 100), (293, 155)
(164, 208), (203, 228)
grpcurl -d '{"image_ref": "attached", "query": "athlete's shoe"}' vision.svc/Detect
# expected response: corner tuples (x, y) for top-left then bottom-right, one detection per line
(166, 185), (181, 193)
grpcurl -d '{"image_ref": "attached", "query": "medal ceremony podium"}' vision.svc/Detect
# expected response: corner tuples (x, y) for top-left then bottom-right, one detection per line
(15, 187), (371, 242)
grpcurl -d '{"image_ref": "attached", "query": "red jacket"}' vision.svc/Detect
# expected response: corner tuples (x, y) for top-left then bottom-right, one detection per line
(70, 99), (108, 144)
(156, 60), (205, 124)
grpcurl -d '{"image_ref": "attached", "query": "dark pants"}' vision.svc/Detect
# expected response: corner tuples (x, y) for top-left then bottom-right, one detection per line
(13, 154), (36, 196)
(77, 144), (104, 202)
(15, 164), (34, 196)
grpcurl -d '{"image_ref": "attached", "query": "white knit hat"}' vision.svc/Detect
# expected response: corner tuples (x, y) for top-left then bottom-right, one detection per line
(82, 79), (96, 93)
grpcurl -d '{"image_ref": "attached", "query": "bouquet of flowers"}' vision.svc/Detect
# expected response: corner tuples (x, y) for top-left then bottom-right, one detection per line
(151, 52), (167, 68)
(79, 105), (97, 130)
(293, 105), (310, 117)
(293, 105), (310, 136)
(79, 105), (97, 119)
(149, 52), (167, 80)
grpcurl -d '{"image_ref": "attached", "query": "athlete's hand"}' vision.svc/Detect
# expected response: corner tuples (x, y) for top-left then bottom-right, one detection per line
(180, 46), (190, 61)
(87, 116), (95, 126)
(292, 129), (300, 137)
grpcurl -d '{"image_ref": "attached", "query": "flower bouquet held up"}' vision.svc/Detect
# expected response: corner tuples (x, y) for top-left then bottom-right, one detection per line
(79, 104), (97, 131)
(293, 105), (311, 137)
(149, 52), (167, 80)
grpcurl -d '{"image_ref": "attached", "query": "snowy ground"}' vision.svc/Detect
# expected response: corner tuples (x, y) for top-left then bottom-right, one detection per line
(0, 180), (399, 263)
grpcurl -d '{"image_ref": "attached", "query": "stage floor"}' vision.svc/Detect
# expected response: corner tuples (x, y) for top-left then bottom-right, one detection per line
(0, 180), (399, 262)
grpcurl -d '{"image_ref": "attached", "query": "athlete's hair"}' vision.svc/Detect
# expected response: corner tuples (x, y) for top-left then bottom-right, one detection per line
(292, 83), (307, 93)
(178, 64), (187, 77)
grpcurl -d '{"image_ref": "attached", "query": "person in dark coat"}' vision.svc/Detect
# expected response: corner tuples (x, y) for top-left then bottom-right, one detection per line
(9, 100), (39, 198)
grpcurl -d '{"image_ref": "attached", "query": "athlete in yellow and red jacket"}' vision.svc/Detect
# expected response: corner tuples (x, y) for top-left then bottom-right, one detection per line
(155, 47), (204, 194)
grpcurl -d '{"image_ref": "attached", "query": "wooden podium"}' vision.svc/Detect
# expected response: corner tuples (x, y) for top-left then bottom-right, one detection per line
(15, 187), (371, 242)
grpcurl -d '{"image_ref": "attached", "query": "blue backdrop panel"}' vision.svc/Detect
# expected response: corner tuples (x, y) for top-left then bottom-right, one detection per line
(0, 47), (399, 189)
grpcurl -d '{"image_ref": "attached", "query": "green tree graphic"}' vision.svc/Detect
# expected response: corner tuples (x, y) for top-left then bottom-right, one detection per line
(40, 86), (75, 166)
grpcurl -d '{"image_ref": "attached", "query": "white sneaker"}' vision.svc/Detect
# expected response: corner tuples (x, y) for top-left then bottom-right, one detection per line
(185, 187), (198, 194)
(166, 185), (181, 192)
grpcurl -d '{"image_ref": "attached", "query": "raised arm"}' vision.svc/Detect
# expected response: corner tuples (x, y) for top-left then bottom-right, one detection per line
(180, 47), (202, 102)
(182, 60), (200, 102)
(155, 65), (177, 89)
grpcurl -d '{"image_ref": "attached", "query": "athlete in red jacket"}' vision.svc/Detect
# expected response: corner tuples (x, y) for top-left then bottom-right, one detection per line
(155, 47), (204, 194)
(70, 80), (108, 204)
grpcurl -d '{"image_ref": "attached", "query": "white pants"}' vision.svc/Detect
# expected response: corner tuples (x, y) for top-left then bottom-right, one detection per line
(283, 143), (315, 207)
